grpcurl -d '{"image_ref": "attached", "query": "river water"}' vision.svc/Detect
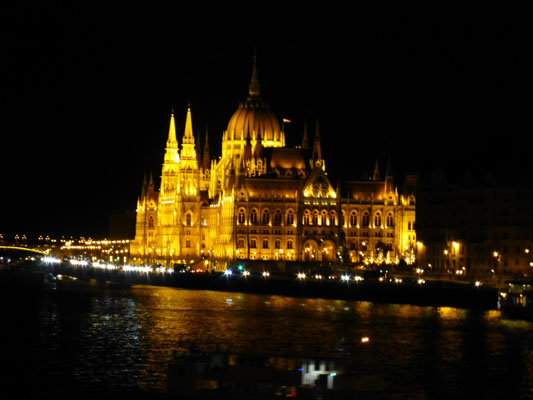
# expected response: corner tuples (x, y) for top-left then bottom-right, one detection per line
(1, 277), (532, 399)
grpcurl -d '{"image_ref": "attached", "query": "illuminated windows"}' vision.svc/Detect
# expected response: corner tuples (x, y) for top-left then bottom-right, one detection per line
(350, 211), (357, 227)
(286, 209), (294, 225)
(387, 212), (394, 228)
(303, 210), (310, 225)
(250, 209), (258, 225)
(262, 209), (270, 225)
(362, 212), (370, 228)
(374, 212), (382, 228)
(274, 209), (282, 226)
(238, 208), (246, 224)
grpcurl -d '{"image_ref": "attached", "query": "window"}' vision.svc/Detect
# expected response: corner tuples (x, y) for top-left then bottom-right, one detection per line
(303, 210), (310, 225)
(330, 211), (337, 226)
(186, 213), (192, 226)
(386, 213), (394, 228)
(275, 239), (281, 249)
(238, 208), (246, 224)
(321, 210), (328, 226)
(362, 212), (369, 227)
(148, 216), (154, 229)
(262, 238), (269, 249)
(350, 211), (357, 227)
(286, 209), (294, 225)
(250, 238), (257, 248)
(262, 209), (270, 225)
(237, 238), (245, 248)
(250, 209), (258, 225)
(312, 210), (319, 225)
(287, 239), (293, 249)
(374, 213), (381, 228)
(274, 210), (282, 226)
(185, 239), (191, 248)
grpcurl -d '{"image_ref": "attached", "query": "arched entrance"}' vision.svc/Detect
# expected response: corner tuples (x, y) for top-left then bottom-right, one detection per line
(320, 240), (336, 262)
(303, 239), (320, 262)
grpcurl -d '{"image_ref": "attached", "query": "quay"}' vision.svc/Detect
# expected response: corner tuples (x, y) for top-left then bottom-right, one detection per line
(38, 259), (499, 310)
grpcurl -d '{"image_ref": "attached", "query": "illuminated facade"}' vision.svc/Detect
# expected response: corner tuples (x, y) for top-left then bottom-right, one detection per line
(130, 57), (416, 268)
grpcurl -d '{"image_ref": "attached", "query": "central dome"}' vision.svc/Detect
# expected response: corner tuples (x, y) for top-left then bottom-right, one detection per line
(224, 56), (284, 147)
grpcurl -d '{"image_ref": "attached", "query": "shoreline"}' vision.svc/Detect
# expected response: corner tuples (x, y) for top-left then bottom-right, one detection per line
(40, 262), (499, 310)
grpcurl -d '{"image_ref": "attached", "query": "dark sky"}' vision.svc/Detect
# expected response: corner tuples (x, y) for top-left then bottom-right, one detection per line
(0, 5), (526, 238)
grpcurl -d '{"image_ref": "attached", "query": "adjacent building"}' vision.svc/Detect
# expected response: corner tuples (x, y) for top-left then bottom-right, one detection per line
(416, 167), (533, 280)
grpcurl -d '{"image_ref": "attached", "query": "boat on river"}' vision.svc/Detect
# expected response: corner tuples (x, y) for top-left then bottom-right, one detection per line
(498, 280), (533, 320)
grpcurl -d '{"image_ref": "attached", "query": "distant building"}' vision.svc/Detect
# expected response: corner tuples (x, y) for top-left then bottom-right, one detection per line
(129, 56), (416, 269)
(416, 168), (533, 280)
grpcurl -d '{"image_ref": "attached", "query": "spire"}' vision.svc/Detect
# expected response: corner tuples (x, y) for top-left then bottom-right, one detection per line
(180, 104), (198, 168)
(302, 120), (310, 150)
(254, 133), (263, 159)
(202, 129), (210, 170)
(373, 158), (381, 181)
(248, 49), (260, 97)
(168, 106), (178, 143)
(164, 108), (179, 163)
(312, 119), (322, 162)
(183, 104), (195, 145)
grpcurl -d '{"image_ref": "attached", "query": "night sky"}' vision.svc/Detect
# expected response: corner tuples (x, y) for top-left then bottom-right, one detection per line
(0, 5), (526, 238)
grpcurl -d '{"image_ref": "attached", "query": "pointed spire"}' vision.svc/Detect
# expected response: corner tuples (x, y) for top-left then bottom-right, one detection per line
(312, 119), (322, 162)
(202, 129), (210, 170)
(183, 104), (195, 145)
(164, 107), (179, 164)
(302, 120), (310, 150)
(373, 158), (381, 181)
(248, 49), (260, 97)
(167, 106), (178, 144)
(253, 133), (263, 158)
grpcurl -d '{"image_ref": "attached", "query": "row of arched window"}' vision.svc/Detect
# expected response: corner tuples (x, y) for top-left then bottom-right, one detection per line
(346, 210), (395, 228)
(236, 207), (396, 228)
(238, 208), (295, 226)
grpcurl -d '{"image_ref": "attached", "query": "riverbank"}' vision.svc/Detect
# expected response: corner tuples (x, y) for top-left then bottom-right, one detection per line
(39, 262), (499, 310)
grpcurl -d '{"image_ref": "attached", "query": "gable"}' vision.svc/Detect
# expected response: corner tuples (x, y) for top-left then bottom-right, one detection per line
(303, 169), (336, 199)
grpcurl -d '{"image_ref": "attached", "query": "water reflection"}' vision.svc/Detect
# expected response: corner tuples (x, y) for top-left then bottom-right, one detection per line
(126, 286), (533, 397)
(3, 282), (533, 398)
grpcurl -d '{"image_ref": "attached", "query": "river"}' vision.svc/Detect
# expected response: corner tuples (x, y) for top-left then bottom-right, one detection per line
(1, 273), (532, 399)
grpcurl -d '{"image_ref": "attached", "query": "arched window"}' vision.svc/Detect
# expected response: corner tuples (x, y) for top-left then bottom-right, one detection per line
(250, 209), (258, 225)
(286, 209), (294, 225)
(262, 209), (270, 225)
(303, 210), (310, 225)
(262, 238), (269, 249)
(238, 208), (246, 224)
(148, 216), (154, 229)
(350, 211), (357, 227)
(274, 209), (282, 226)
(362, 212), (370, 227)
(287, 239), (293, 249)
(386, 212), (394, 228)
(330, 211), (337, 226)
(321, 210), (328, 226)
(374, 212), (382, 228)
(312, 210), (319, 225)
(250, 238), (257, 248)
(186, 213), (192, 226)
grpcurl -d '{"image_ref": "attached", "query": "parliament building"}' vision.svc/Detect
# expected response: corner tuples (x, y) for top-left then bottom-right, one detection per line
(129, 57), (417, 270)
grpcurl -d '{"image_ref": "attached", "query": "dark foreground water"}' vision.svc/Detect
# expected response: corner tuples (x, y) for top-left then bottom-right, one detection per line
(1, 277), (532, 399)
